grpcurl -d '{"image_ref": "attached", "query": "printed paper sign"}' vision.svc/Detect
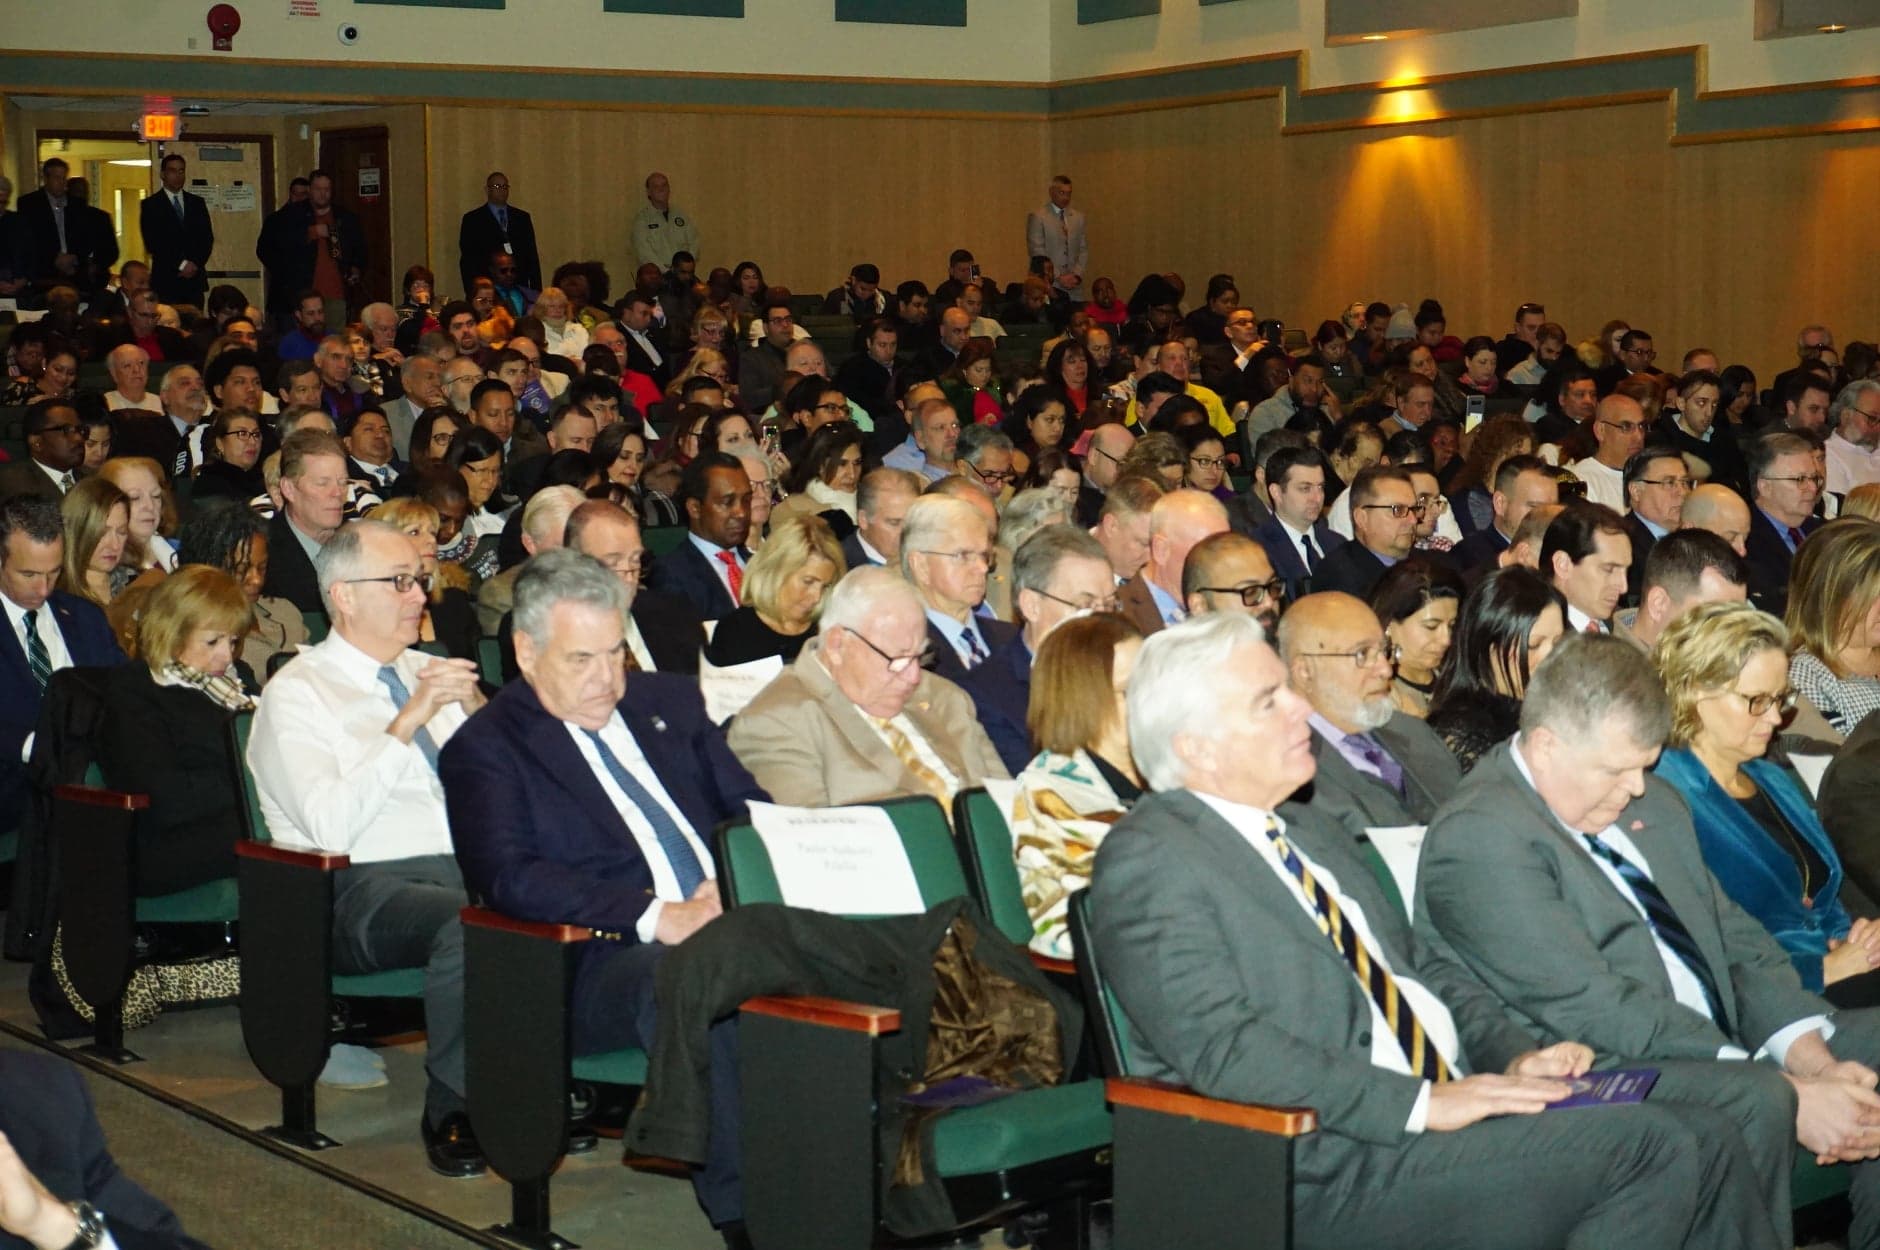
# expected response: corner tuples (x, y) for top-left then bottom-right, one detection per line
(748, 801), (925, 916)
(698, 653), (782, 724)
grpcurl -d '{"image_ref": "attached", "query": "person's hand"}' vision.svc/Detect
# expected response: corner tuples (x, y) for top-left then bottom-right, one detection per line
(0, 1131), (79, 1250)
(1825, 939), (1880, 986)
(1506, 1042), (1594, 1080)
(654, 880), (722, 946)
(390, 658), (480, 742)
(376, 347), (406, 369)
(53, 254), (77, 275)
(1790, 1073), (1880, 1164)
(1322, 388), (1345, 422)
(179, 260), (199, 278)
(1845, 919), (1880, 957)
(1424, 1074), (1571, 1132)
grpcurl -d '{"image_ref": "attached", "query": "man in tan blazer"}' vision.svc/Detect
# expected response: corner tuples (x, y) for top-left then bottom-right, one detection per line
(729, 565), (1008, 807)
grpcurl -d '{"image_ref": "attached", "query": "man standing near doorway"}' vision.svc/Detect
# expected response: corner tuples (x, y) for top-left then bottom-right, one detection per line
(257, 169), (365, 334)
(458, 171), (540, 299)
(139, 152), (214, 309)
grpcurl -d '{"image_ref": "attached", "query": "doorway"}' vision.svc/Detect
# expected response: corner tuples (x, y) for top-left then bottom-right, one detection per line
(318, 126), (392, 309)
(34, 137), (150, 271)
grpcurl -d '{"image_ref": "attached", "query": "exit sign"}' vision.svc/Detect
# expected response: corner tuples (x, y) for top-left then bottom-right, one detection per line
(140, 113), (180, 141)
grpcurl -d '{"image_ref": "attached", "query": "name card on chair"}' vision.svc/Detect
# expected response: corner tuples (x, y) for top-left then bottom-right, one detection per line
(698, 653), (784, 724)
(748, 801), (925, 916)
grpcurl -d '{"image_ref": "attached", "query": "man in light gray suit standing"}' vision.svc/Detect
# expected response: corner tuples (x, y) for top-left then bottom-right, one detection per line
(1088, 614), (1782, 1250)
(1024, 175), (1087, 304)
(1417, 632), (1880, 1248)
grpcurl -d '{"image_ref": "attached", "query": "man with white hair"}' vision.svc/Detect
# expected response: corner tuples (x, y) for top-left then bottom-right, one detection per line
(249, 520), (486, 1178)
(1825, 379), (1880, 498)
(900, 494), (1018, 685)
(110, 362), (207, 481)
(102, 343), (160, 414)
(1089, 615), (1783, 1250)
(1117, 488), (1229, 636)
(476, 485), (585, 635)
(729, 566), (1007, 808)
(383, 353), (445, 459)
(1277, 591), (1460, 835)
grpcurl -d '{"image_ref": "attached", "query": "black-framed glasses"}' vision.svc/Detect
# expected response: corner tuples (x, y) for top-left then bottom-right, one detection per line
(966, 461), (1018, 487)
(1357, 502), (1426, 520)
(918, 548), (998, 571)
(1761, 473), (1826, 489)
(1638, 475), (1694, 491)
(1088, 443), (1123, 466)
(845, 629), (932, 674)
(39, 423), (82, 436)
(1035, 587), (1121, 614)
(1298, 641), (1401, 669)
(1720, 687), (1798, 717)
(1198, 579), (1286, 609)
(344, 573), (434, 595)
(1188, 455), (1228, 470)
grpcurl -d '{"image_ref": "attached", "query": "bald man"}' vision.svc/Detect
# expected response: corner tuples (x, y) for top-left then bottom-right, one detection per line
(1117, 488), (1229, 636)
(1077, 423), (1136, 526)
(1569, 394), (1648, 512)
(1680, 483), (1753, 558)
(923, 306), (974, 377)
(1182, 531), (1285, 634)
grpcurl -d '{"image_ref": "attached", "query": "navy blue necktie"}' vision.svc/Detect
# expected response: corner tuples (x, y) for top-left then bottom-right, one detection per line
(493, 205), (508, 233)
(376, 665), (440, 771)
(1582, 833), (1729, 1026)
(584, 729), (706, 899)
(962, 625), (988, 668)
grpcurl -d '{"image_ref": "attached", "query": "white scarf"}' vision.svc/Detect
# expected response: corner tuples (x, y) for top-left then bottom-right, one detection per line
(806, 478), (858, 521)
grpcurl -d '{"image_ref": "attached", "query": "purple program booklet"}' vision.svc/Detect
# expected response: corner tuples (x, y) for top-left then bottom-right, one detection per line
(1548, 1068), (1659, 1111)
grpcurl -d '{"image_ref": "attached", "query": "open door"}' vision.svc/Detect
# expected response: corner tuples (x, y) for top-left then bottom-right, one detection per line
(317, 126), (392, 310)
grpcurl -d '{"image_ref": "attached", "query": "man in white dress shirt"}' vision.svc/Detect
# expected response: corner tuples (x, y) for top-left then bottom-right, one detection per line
(247, 520), (488, 1177)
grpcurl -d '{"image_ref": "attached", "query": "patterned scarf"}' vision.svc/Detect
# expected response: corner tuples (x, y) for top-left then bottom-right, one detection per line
(155, 660), (255, 712)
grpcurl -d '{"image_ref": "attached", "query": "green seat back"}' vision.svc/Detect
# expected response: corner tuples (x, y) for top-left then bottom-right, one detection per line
(302, 611), (330, 644)
(644, 526), (690, 557)
(0, 830), (16, 865)
(953, 788), (1031, 947)
(718, 795), (964, 916)
(573, 1048), (648, 1087)
(230, 712), (270, 843)
(1356, 837), (1409, 925)
(417, 640), (449, 659)
(1793, 1151), (1851, 1208)
(1066, 888), (1134, 1076)
(477, 636), (504, 687)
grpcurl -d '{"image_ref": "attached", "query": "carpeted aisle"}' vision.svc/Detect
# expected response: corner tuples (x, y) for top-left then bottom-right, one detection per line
(0, 1026), (499, 1249)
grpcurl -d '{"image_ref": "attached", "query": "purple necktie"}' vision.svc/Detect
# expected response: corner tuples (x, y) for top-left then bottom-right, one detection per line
(1788, 527), (1805, 550)
(1352, 734), (1405, 796)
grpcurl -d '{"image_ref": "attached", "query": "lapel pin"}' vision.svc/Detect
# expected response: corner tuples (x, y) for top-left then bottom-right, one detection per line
(1630, 820), (1643, 831)
(650, 716), (668, 733)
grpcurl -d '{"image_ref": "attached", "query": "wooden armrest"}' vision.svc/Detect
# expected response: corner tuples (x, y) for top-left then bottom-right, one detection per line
(235, 841), (351, 870)
(742, 995), (902, 1035)
(51, 784), (149, 812)
(459, 906), (595, 943)
(1106, 1077), (1316, 1137)
(1030, 952), (1077, 977)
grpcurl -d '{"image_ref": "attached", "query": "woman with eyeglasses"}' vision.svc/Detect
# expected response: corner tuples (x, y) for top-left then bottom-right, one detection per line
(1426, 566), (1568, 773)
(1176, 424), (1233, 501)
(1785, 518), (1880, 739)
(190, 409), (267, 503)
(365, 497), (481, 661)
(439, 426), (509, 584)
(1370, 559), (1464, 719)
(1651, 601), (1880, 1006)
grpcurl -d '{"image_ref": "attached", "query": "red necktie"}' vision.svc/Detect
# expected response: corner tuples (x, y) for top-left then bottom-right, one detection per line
(1584, 619), (1604, 634)
(716, 550), (743, 605)
(1788, 527), (1806, 549)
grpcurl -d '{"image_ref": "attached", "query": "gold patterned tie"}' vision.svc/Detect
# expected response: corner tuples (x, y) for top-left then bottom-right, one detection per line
(875, 716), (953, 806)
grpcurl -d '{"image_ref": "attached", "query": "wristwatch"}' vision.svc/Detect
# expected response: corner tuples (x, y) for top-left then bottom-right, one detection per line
(62, 1201), (106, 1250)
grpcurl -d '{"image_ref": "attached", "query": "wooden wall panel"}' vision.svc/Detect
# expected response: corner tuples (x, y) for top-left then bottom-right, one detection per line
(424, 105), (1050, 304)
(1053, 97), (1880, 382)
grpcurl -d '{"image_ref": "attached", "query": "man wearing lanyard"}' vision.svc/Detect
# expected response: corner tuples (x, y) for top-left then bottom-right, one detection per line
(457, 171), (540, 299)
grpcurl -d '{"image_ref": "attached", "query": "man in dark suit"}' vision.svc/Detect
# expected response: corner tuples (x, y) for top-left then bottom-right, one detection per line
(1451, 453), (1557, 575)
(0, 401), (86, 505)
(441, 548), (765, 1242)
(832, 317), (899, 426)
(1277, 592), (1460, 836)
(261, 430), (350, 613)
(15, 160), (117, 299)
(1416, 633), (1880, 1246)
(899, 493), (1017, 687)
(962, 525), (1112, 773)
(1619, 445), (1688, 604)
(1742, 430), (1826, 618)
(254, 169), (364, 328)
(1196, 306), (1266, 411)
(0, 1049), (209, 1248)
(458, 172), (540, 298)
(1594, 328), (1664, 397)
(648, 454), (750, 622)
(1311, 465), (1418, 601)
(617, 292), (671, 390)
(561, 499), (704, 675)
(1091, 614), (1781, 1250)
(138, 153), (214, 308)
(1252, 445), (1344, 601)
(1, 495), (128, 823)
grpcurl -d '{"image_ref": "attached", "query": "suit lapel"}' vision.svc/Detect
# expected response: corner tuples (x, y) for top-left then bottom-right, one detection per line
(506, 683), (639, 848)
(1311, 730), (1403, 819)
(1620, 802), (1739, 1031)
(794, 648), (911, 780)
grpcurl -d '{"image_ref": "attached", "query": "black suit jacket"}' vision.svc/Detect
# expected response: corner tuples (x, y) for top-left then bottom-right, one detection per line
(138, 190), (215, 306)
(923, 615), (1019, 691)
(833, 353), (894, 423)
(0, 590), (126, 833)
(1198, 343), (1263, 411)
(646, 537), (741, 621)
(0, 459), (68, 505)
(840, 530), (881, 569)
(458, 202), (541, 296)
(1254, 513), (1345, 602)
(109, 414), (191, 481)
(261, 512), (324, 613)
(0, 1051), (207, 1249)
(961, 632), (1033, 774)
(1451, 523), (1510, 576)
(1743, 508), (1820, 619)
(15, 190), (117, 293)
(1309, 540), (1390, 601)
(1621, 511), (1658, 605)
(623, 330), (670, 390)
(255, 200), (366, 315)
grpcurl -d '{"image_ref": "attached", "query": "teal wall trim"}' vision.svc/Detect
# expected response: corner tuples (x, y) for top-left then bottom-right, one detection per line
(358, 0), (504, 8)
(834, 0), (966, 26)
(1077, 0), (1162, 24)
(601, 0), (744, 15)
(0, 47), (1873, 142)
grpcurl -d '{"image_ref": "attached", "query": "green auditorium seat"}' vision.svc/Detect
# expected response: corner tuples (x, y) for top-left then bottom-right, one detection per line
(477, 635), (505, 688)
(951, 787), (1037, 951)
(718, 795), (1109, 1249)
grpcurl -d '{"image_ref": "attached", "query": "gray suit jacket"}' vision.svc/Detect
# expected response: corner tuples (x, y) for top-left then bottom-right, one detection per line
(1284, 713), (1460, 839)
(1024, 204), (1088, 288)
(1089, 788), (1537, 1183)
(1414, 740), (1828, 1064)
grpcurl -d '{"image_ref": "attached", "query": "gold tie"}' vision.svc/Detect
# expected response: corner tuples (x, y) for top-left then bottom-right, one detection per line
(875, 716), (952, 806)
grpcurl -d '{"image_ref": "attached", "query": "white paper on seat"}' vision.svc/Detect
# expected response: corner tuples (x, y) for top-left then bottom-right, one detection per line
(1363, 825), (1427, 919)
(748, 801), (926, 916)
(1791, 753), (1832, 799)
(698, 652), (782, 724)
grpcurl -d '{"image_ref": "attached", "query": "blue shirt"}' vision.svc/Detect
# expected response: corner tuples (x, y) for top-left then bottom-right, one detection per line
(1760, 508), (1804, 554)
(883, 438), (950, 483)
(1144, 578), (1185, 626)
(926, 608), (989, 667)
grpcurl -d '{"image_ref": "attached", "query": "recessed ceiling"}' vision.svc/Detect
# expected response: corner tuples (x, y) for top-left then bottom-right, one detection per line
(1325, 0), (1578, 46)
(9, 95), (363, 116)
(1754, 0), (1880, 38)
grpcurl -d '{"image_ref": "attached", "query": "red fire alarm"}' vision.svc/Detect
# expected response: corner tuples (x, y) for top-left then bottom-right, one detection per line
(207, 4), (241, 51)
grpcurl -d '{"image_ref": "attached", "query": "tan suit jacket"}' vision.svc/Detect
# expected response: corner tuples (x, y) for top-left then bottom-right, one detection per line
(1117, 572), (1166, 638)
(728, 637), (1009, 807)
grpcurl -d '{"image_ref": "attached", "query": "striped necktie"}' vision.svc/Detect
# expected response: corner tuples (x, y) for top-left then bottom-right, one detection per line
(1263, 815), (1453, 1083)
(875, 716), (952, 806)
(22, 609), (53, 693)
(1581, 833), (1729, 1027)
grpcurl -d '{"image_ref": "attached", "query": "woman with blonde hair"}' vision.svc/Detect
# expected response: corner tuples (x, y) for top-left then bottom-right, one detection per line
(703, 514), (846, 667)
(531, 286), (589, 362)
(60, 477), (132, 611)
(675, 305), (735, 382)
(1786, 518), (1880, 737)
(1652, 601), (1880, 1005)
(365, 496), (482, 661)
(667, 347), (733, 401)
(1010, 613), (1145, 958)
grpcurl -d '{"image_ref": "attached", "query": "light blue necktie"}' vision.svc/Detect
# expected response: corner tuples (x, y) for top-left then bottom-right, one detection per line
(376, 665), (440, 771)
(584, 728), (706, 898)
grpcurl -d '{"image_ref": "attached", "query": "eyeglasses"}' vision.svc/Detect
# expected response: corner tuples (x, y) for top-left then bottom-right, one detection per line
(1088, 443), (1123, 466)
(1638, 475), (1694, 491)
(814, 402), (848, 415)
(344, 572), (434, 595)
(1761, 473), (1826, 489)
(966, 462), (1017, 486)
(1198, 579), (1287, 608)
(1299, 641), (1401, 669)
(224, 428), (262, 441)
(1720, 687), (1799, 717)
(1357, 502), (1426, 519)
(1035, 588), (1121, 614)
(39, 423), (82, 436)
(1597, 419), (1647, 435)
(846, 629), (932, 674)
(1188, 455), (1228, 470)
(918, 548), (998, 571)
(1623, 347), (1657, 360)
(1413, 493), (1450, 513)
